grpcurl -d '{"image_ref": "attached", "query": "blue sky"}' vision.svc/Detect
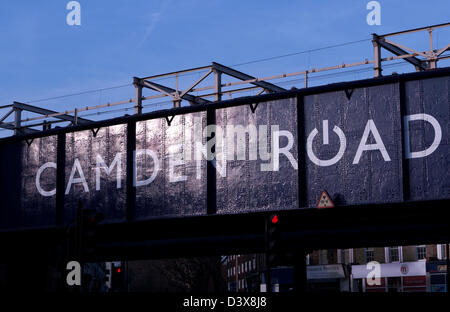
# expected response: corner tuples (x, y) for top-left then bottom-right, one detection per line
(0, 0), (449, 130)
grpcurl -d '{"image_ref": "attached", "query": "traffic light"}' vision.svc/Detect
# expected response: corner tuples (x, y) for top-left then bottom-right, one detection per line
(110, 263), (123, 291)
(75, 204), (104, 261)
(82, 209), (104, 259)
(266, 213), (282, 268)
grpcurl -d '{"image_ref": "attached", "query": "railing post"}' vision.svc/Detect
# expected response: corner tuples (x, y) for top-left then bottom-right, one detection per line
(214, 69), (222, 102)
(133, 77), (143, 114)
(14, 107), (22, 135)
(372, 34), (382, 77)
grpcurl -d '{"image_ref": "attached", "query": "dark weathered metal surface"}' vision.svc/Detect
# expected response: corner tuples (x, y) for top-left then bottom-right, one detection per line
(303, 83), (403, 207)
(21, 136), (58, 228)
(135, 112), (207, 220)
(404, 77), (450, 201)
(0, 137), (58, 230)
(64, 125), (127, 225)
(0, 142), (22, 229)
(0, 70), (449, 231)
(216, 98), (298, 213)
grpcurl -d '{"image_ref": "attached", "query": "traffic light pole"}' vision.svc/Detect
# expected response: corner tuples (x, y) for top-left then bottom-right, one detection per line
(265, 219), (271, 293)
(76, 201), (83, 262)
(75, 200), (84, 292)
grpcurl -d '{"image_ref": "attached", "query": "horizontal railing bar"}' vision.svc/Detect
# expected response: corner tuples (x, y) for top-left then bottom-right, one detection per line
(2, 52), (448, 128)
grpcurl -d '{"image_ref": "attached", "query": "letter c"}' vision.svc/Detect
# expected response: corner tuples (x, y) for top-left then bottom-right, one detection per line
(36, 162), (57, 196)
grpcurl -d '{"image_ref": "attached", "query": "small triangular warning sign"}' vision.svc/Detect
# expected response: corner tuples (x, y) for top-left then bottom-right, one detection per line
(316, 190), (334, 209)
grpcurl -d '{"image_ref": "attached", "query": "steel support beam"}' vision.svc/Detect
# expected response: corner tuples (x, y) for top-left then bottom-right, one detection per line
(373, 35), (428, 71)
(179, 69), (213, 99)
(138, 79), (211, 105)
(212, 62), (286, 93)
(12, 102), (92, 125)
(214, 69), (222, 102)
(0, 108), (14, 123)
(14, 108), (21, 135)
(0, 120), (38, 134)
(133, 78), (143, 114)
(372, 37), (382, 77)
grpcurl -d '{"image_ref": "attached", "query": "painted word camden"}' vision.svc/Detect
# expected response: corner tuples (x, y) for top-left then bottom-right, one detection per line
(35, 113), (442, 196)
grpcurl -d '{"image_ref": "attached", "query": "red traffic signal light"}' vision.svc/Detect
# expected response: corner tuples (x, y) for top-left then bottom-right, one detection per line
(266, 213), (282, 267)
(111, 263), (123, 290)
(271, 214), (279, 224)
(86, 211), (104, 225)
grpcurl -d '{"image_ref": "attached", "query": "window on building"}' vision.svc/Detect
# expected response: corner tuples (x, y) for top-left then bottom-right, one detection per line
(437, 244), (446, 260)
(389, 247), (399, 262)
(319, 250), (327, 264)
(365, 248), (374, 263)
(327, 249), (335, 263)
(253, 258), (256, 270)
(416, 245), (426, 260)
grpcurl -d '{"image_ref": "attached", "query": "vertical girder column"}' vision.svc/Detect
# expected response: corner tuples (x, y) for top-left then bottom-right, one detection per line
(372, 34), (382, 78)
(134, 78), (143, 115)
(14, 107), (22, 135)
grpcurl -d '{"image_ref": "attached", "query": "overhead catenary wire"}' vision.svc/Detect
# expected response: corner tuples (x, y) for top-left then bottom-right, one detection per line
(2, 32), (449, 132)
(0, 57), (437, 128)
(9, 58), (429, 132)
(48, 61), (410, 122)
(0, 39), (372, 114)
(231, 38), (371, 67)
(10, 36), (449, 110)
(0, 39), (367, 108)
(25, 83), (132, 104)
(275, 60), (410, 86)
(3, 32), (450, 109)
(145, 38), (373, 82)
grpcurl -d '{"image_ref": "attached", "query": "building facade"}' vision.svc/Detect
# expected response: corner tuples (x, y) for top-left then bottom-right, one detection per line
(223, 244), (448, 292)
(309, 244), (448, 292)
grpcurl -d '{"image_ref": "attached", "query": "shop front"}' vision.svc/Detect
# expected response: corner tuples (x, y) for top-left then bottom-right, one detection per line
(351, 262), (427, 292)
(307, 264), (349, 292)
(427, 261), (447, 292)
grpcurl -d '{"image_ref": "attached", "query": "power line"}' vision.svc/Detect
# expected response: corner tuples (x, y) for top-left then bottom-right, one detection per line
(231, 38), (371, 67)
(24, 83), (132, 104)
(5, 35), (450, 108)
(4, 60), (434, 133)
(2, 39), (445, 122)
(151, 38), (373, 82)
(275, 61), (409, 86)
